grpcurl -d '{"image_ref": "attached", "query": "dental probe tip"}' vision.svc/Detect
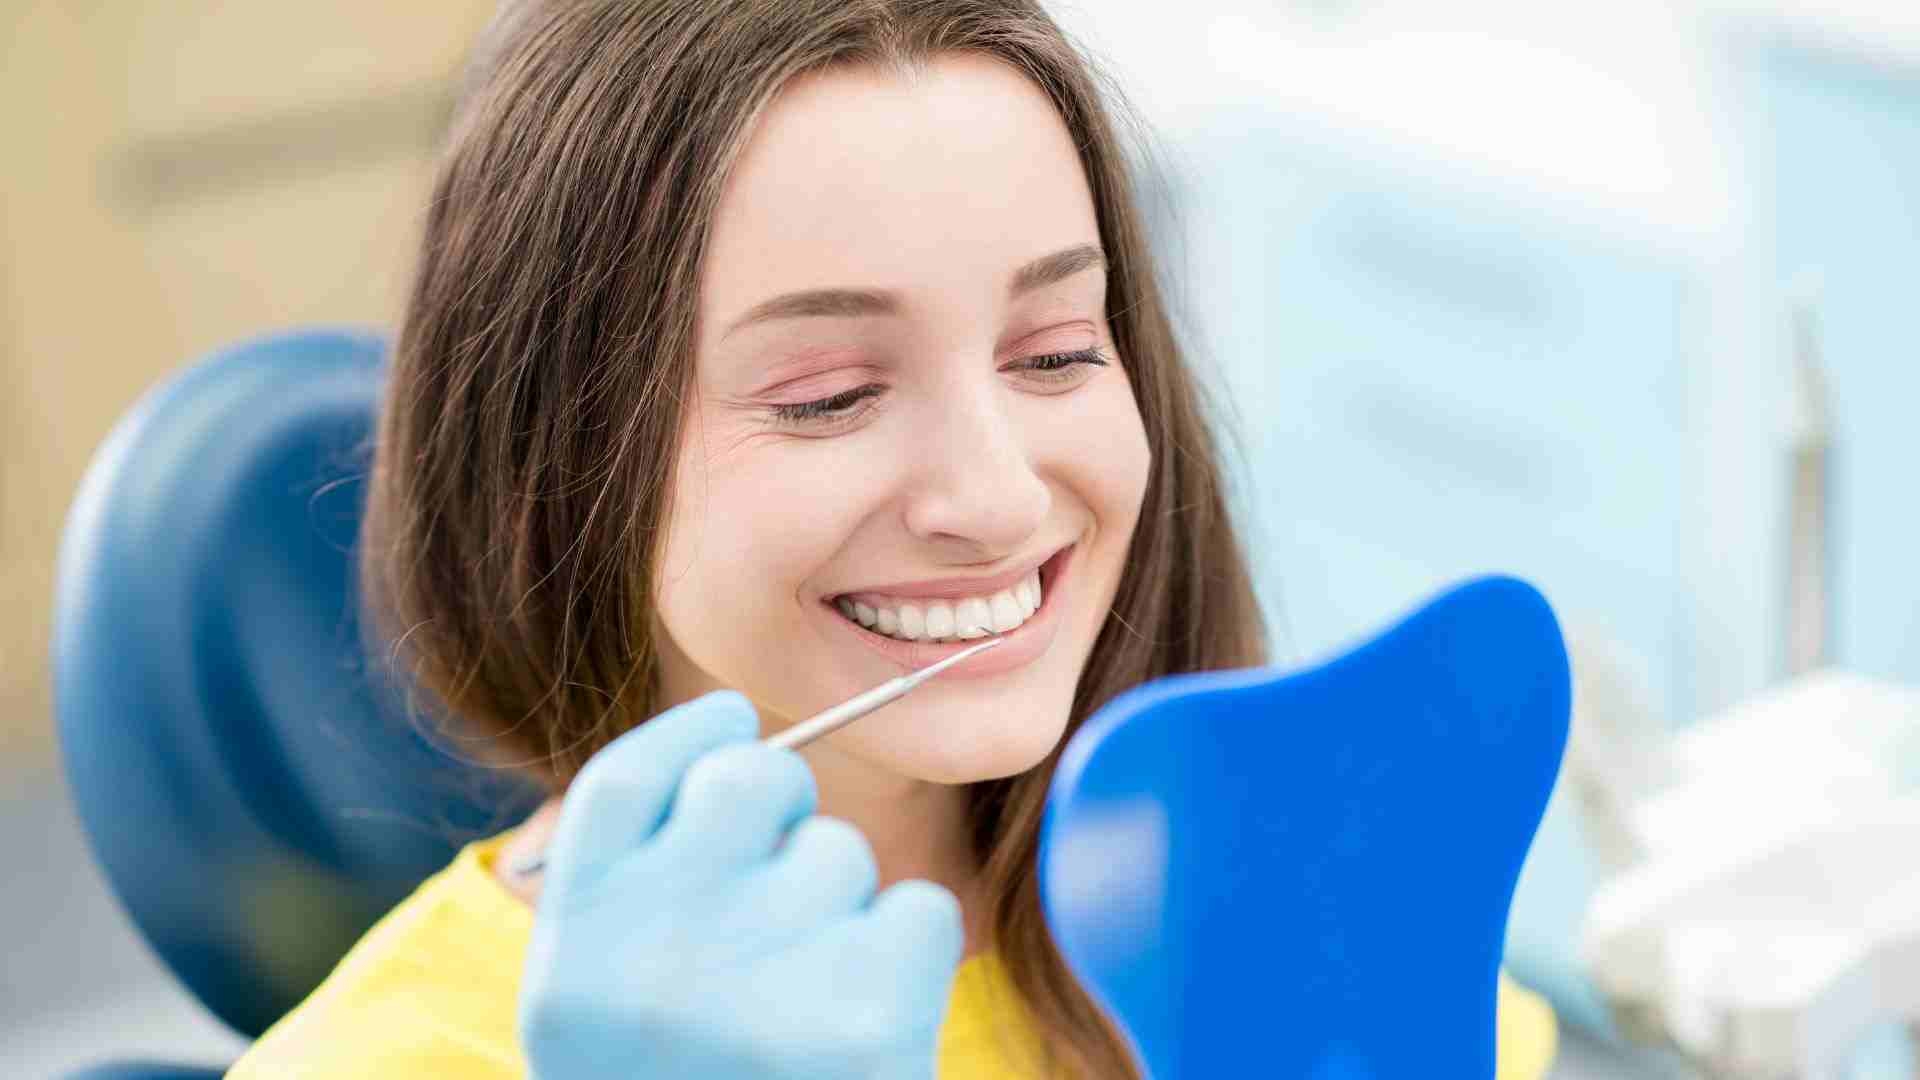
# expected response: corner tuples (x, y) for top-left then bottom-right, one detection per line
(763, 637), (1006, 752)
(902, 636), (1005, 683)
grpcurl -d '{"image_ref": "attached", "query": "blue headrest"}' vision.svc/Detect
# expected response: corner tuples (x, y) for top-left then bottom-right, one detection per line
(52, 327), (544, 1038)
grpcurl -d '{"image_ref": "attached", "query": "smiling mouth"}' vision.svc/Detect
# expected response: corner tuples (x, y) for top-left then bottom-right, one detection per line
(826, 546), (1069, 645)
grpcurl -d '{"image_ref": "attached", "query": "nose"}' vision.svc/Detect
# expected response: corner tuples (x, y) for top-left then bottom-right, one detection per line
(900, 375), (1050, 559)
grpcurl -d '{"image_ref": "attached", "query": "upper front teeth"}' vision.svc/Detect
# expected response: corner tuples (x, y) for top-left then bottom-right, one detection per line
(836, 569), (1042, 643)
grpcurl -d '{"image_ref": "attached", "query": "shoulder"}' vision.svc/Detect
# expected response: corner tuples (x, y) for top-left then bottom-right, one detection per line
(1495, 969), (1559, 1080)
(939, 955), (1558, 1080)
(938, 951), (1052, 1078)
(227, 832), (534, 1079)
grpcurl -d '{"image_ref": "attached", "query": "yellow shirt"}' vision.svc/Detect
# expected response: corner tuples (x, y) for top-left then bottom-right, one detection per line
(228, 832), (1558, 1078)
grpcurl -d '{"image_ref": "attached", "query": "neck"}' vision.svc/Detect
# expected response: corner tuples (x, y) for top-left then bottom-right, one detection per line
(800, 736), (991, 956)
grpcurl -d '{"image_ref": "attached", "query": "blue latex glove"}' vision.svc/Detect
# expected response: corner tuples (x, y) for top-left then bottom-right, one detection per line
(519, 689), (965, 1080)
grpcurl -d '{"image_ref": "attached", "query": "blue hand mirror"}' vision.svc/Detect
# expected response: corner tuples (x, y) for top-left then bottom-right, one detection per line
(1038, 575), (1570, 1078)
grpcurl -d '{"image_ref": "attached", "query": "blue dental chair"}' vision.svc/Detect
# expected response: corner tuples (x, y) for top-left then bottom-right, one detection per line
(53, 327), (1570, 1078)
(52, 328), (545, 1079)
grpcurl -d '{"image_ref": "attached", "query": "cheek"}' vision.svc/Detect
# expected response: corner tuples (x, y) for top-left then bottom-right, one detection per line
(1061, 375), (1151, 527)
(652, 418), (884, 655)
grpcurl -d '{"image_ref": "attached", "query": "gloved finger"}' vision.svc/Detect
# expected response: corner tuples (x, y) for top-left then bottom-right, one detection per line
(739, 815), (879, 933)
(855, 879), (965, 1019)
(656, 741), (817, 869)
(542, 689), (759, 898)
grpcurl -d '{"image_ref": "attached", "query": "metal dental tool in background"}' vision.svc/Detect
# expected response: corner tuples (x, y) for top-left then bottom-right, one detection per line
(510, 637), (1004, 878)
(1785, 291), (1833, 679)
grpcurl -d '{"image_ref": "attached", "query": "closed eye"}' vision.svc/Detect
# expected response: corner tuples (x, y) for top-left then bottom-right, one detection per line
(768, 384), (883, 424)
(1011, 346), (1110, 382)
(766, 345), (1111, 427)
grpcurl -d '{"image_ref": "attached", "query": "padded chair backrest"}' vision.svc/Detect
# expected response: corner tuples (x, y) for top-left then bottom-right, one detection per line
(1039, 575), (1570, 1079)
(52, 328), (543, 1038)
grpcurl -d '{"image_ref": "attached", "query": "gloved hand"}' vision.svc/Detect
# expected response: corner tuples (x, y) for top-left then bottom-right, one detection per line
(518, 689), (965, 1080)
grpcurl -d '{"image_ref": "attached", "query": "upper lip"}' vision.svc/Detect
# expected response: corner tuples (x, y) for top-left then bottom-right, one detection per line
(831, 543), (1067, 602)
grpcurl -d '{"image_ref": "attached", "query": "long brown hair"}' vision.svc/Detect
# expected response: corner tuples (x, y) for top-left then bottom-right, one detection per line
(361, 1), (1268, 1075)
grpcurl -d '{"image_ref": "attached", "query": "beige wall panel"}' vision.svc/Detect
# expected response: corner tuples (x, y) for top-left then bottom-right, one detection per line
(2, 2), (498, 768)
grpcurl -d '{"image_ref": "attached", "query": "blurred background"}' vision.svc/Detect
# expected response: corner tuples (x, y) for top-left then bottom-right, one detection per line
(3, 1), (1914, 1076)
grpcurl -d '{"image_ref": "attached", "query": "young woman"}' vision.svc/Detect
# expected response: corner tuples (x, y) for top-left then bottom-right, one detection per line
(228, 1), (1559, 1076)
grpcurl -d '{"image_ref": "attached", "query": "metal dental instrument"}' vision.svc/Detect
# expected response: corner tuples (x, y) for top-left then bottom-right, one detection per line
(509, 637), (1003, 878)
(764, 637), (1003, 750)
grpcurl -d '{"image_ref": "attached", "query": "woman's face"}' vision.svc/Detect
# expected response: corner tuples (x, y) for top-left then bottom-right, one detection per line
(652, 53), (1150, 783)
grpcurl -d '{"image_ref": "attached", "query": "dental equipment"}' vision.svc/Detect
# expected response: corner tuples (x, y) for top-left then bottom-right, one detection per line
(1578, 672), (1920, 1075)
(510, 637), (1003, 877)
(763, 637), (1003, 750)
(1785, 290), (1833, 678)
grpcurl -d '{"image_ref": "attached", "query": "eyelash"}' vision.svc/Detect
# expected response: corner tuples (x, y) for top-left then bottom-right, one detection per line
(768, 346), (1111, 425)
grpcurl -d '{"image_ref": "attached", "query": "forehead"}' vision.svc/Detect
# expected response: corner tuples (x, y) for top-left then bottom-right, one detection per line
(698, 52), (1102, 337)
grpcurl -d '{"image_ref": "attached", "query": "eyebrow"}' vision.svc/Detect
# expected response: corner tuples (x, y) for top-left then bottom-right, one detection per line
(721, 242), (1107, 340)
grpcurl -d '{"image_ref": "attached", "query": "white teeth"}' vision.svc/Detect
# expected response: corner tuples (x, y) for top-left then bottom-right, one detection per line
(896, 604), (925, 640)
(924, 601), (955, 640)
(989, 590), (1023, 633)
(835, 565), (1048, 644)
(954, 598), (992, 638)
(1017, 571), (1041, 615)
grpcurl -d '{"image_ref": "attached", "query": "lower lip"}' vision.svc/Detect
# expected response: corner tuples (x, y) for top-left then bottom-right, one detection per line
(822, 544), (1076, 680)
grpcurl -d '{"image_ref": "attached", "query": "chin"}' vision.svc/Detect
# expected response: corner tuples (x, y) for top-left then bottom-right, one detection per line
(841, 698), (1071, 785)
